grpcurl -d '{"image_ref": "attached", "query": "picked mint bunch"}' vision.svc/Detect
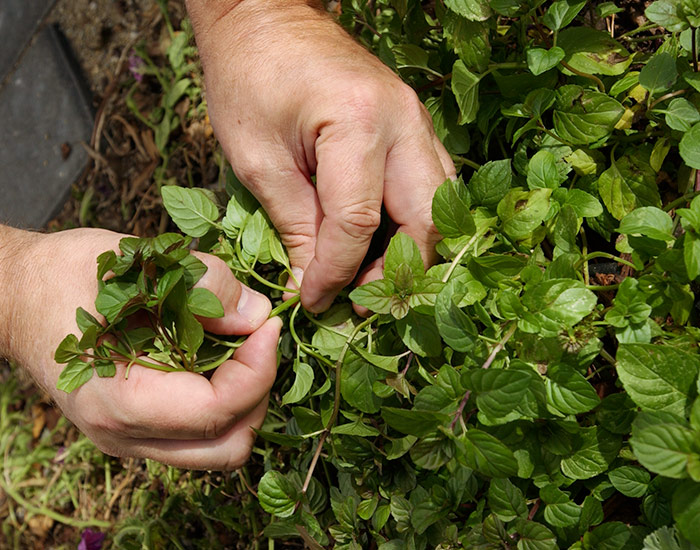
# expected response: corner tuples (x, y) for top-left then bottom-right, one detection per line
(55, 233), (235, 393)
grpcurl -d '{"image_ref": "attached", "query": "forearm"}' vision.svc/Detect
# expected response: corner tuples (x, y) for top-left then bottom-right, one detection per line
(0, 225), (39, 362)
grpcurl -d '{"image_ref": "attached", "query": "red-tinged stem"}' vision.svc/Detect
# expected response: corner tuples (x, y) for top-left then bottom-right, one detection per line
(450, 322), (517, 430)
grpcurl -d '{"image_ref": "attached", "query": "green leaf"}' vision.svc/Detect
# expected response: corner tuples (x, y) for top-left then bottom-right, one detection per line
(186, 288), (224, 318)
(435, 280), (478, 352)
(426, 93), (472, 155)
(619, 207), (674, 242)
(444, 0), (492, 21)
(559, 27), (631, 76)
(527, 150), (563, 189)
(645, 0), (689, 32)
(564, 189), (603, 218)
(381, 407), (450, 437)
(54, 334), (82, 363)
(241, 208), (270, 260)
(460, 429), (519, 477)
(522, 279), (597, 337)
(95, 282), (140, 323)
(469, 159), (512, 206)
(680, 122), (700, 170)
(542, 0), (586, 30)
(540, 486), (581, 528)
(75, 307), (101, 333)
(640, 53), (678, 95)
(560, 426), (622, 480)
(515, 519), (558, 550)
(56, 358), (93, 393)
(258, 471), (298, 518)
(488, 478), (528, 522)
(465, 368), (532, 420)
(616, 343), (700, 416)
(384, 232), (424, 281)
(654, 98), (700, 132)
(180, 254), (208, 288)
(349, 279), (394, 314)
(282, 361), (314, 406)
(442, 14), (491, 73)
(161, 186), (219, 238)
(545, 363), (601, 415)
(165, 77), (191, 109)
(526, 47), (565, 76)
(684, 0), (700, 26)
(631, 423), (696, 478)
(392, 44), (432, 72)
(608, 466), (651, 498)
(598, 155), (661, 220)
(432, 178), (475, 237)
(341, 350), (384, 414)
(497, 188), (552, 241)
(583, 522), (631, 550)
(395, 310), (443, 357)
(451, 60), (480, 124)
(553, 86), (624, 145)
(672, 482), (700, 545)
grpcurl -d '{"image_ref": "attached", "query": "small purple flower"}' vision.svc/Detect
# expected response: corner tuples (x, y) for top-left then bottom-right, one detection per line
(128, 53), (145, 82)
(78, 528), (105, 550)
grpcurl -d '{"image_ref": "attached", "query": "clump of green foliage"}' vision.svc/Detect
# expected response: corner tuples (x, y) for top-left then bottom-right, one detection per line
(54, 0), (700, 548)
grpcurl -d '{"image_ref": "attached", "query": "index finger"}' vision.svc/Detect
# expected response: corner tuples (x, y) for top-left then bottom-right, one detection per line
(300, 125), (387, 313)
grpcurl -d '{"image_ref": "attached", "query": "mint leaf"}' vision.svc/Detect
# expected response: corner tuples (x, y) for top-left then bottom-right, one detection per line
(608, 466), (651, 498)
(432, 178), (475, 237)
(631, 423), (696, 478)
(616, 343), (700, 416)
(282, 361), (314, 406)
(161, 185), (219, 238)
(258, 471), (298, 518)
(56, 358), (93, 393)
(187, 288), (224, 318)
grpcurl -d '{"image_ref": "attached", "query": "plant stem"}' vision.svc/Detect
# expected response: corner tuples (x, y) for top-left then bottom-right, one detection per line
(648, 88), (688, 111)
(576, 252), (637, 271)
(0, 474), (111, 529)
(301, 314), (379, 495)
(664, 191), (700, 212)
(442, 231), (483, 282)
(289, 303), (334, 368)
(560, 60), (605, 92)
(269, 295), (300, 318)
(450, 322), (517, 430)
(587, 284), (620, 291)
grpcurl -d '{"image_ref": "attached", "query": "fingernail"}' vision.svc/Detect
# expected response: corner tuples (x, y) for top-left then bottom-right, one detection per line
(237, 286), (270, 325)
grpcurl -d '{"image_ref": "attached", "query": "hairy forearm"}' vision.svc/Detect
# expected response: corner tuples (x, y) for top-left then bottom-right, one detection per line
(0, 225), (39, 362)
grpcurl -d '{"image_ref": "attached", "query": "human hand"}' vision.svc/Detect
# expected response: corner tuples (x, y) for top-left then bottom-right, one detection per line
(187, 0), (456, 313)
(0, 227), (280, 470)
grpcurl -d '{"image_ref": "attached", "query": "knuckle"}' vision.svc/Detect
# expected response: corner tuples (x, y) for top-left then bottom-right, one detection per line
(335, 201), (382, 238)
(342, 83), (384, 129)
(396, 84), (426, 121)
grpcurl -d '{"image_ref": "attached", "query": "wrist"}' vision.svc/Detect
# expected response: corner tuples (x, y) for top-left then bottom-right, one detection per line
(0, 226), (41, 363)
(186, 0), (325, 36)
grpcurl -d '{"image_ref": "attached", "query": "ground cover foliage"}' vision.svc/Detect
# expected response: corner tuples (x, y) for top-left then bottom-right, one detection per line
(5, 0), (700, 548)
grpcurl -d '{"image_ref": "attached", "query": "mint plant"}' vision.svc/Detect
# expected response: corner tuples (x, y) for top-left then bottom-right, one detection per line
(55, 0), (700, 548)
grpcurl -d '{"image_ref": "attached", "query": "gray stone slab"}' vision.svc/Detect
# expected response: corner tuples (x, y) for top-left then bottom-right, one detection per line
(0, 0), (55, 79)
(0, 25), (93, 229)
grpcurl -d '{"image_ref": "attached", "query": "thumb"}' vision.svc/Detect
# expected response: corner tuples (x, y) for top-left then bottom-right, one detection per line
(191, 252), (271, 334)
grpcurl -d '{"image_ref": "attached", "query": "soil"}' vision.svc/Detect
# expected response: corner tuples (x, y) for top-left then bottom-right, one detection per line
(45, 0), (211, 236)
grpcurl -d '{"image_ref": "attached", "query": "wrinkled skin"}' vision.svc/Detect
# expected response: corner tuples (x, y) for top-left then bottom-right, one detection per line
(188, 0), (456, 313)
